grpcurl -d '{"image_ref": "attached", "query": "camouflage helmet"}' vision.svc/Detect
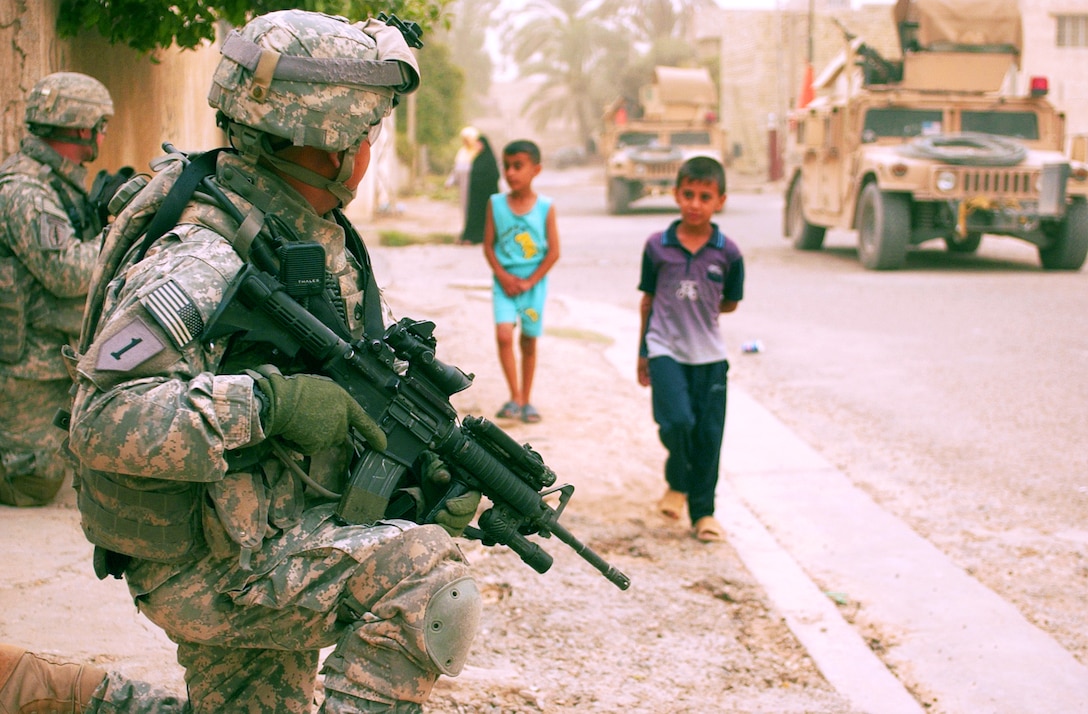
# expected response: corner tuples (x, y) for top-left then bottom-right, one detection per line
(208, 10), (421, 153)
(25, 72), (113, 133)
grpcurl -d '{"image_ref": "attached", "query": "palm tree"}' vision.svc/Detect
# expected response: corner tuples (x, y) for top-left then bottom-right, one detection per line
(623, 0), (693, 46)
(614, 0), (700, 100)
(506, 0), (629, 148)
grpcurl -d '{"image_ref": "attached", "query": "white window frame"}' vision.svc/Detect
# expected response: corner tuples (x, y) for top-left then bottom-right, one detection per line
(1056, 14), (1088, 48)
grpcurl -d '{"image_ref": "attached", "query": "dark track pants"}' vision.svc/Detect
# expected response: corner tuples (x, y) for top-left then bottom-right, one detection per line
(648, 356), (729, 524)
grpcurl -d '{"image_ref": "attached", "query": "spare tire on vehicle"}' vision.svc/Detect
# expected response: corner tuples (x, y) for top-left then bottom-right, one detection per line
(897, 132), (1026, 166)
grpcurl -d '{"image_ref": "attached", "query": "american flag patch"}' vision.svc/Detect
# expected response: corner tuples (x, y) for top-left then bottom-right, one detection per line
(142, 280), (204, 348)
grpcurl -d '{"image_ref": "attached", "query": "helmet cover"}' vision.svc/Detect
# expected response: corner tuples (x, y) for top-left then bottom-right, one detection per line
(208, 10), (418, 152)
(25, 72), (114, 131)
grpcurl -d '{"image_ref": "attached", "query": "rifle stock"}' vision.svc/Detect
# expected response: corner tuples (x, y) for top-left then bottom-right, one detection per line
(207, 264), (631, 590)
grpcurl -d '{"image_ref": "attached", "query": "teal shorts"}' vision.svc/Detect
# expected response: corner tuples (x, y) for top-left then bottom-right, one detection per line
(492, 277), (548, 337)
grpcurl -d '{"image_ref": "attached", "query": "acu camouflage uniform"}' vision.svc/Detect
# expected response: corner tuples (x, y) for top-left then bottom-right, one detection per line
(66, 11), (479, 714)
(0, 72), (112, 507)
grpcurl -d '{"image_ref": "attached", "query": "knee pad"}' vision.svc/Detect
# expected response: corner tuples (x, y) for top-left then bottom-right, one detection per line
(423, 576), (481, 676)
(337, 526), (480, 680)
(323, 574), (481, 705)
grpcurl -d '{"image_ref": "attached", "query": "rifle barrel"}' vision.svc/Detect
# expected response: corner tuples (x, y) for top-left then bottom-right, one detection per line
(550, 520), (631, 590)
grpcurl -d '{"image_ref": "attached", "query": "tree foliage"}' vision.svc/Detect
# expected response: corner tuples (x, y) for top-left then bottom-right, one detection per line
(407, 41), (466, 173)
(56, 0), (452, 53)
(620, 0), (693, 49)
(614, 0), (699, 97)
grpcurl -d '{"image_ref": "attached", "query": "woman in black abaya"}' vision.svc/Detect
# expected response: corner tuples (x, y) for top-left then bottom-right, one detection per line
(460, 134), (501, 245)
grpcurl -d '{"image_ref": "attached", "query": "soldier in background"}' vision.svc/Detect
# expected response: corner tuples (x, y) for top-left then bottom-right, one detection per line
(0, 71), (113, 507)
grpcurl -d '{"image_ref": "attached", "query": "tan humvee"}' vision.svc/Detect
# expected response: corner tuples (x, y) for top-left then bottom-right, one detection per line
(600, 66), (728, 214)
(783, 0), (1088, 270)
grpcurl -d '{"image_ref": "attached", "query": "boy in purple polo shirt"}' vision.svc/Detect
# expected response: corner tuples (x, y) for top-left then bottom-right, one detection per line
(637, 156), (744, 542)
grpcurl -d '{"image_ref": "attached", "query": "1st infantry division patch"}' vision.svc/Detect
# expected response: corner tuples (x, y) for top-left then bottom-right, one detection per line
(96, 316), (165, 372)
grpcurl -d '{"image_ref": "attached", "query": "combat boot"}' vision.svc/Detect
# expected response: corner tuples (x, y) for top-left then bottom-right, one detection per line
(0, 644), (106, 713)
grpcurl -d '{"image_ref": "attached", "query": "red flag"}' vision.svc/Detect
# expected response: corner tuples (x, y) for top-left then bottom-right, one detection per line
(797, 62), (815, 109)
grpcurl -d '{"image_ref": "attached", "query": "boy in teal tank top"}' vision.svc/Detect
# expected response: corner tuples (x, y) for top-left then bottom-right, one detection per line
(482, 140), (561, 423)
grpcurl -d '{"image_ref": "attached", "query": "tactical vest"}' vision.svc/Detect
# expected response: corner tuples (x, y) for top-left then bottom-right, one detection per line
(0, 145), (106, 366)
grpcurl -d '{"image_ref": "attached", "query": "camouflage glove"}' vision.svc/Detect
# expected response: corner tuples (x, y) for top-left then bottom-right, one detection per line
(418, 451), (481, 538)
(255, 370), (387, 455)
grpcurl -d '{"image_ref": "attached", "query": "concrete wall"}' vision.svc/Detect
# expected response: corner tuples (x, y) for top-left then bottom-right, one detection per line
(68, 36), (224, 177)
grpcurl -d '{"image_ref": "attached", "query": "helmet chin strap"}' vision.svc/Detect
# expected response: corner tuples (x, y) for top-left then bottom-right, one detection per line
(227, 121), (358, 208)
(85, 128), (102, 163)
(85, 117), (110, 161)
(262, 148), (357, 208)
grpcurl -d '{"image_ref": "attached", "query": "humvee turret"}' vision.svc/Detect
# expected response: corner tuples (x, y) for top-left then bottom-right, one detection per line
(783, 0), (1088, 270)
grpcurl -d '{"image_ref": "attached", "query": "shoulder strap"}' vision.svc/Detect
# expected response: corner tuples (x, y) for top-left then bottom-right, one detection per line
(336, 209), (385, 339)
(47, 174), (95, 237)
(134, 149), (225, 263)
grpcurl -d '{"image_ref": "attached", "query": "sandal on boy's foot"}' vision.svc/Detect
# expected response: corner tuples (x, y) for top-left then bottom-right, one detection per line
(521, 404), (541, 423)
(656, 489), (686, 520)
(496, 401), (521, 419)
(694, 516), (725, 543)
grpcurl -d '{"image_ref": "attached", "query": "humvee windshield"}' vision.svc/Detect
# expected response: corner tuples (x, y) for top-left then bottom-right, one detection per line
(860, 108), (1041, 142)
(862, 108), (943, 139)
(617, 131), (713, 148)
(618, 132), (656, 147)
(671, 132), (712, 145)
(961, 111), (1039, 139)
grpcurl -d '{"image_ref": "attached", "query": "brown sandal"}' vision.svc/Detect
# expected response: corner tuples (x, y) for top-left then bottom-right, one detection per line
(657, 489), (686, 520)
(694, 516), (725, 543)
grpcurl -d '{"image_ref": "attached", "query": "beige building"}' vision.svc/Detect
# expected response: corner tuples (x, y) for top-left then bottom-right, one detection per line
(1019, 0), (1088, 134)
(694, 0), (1088, 179)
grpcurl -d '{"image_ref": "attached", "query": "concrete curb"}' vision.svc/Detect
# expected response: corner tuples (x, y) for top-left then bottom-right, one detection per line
(717, 475), (924, 714)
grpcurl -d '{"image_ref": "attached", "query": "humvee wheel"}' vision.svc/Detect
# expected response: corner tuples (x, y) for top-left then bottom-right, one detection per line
(857, 183), (910, 270)
(1039, 197), (1088, 270)
(786, 177), (826, 250)
(607, 178), (631, 215)
(944, 232), (982, 253)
